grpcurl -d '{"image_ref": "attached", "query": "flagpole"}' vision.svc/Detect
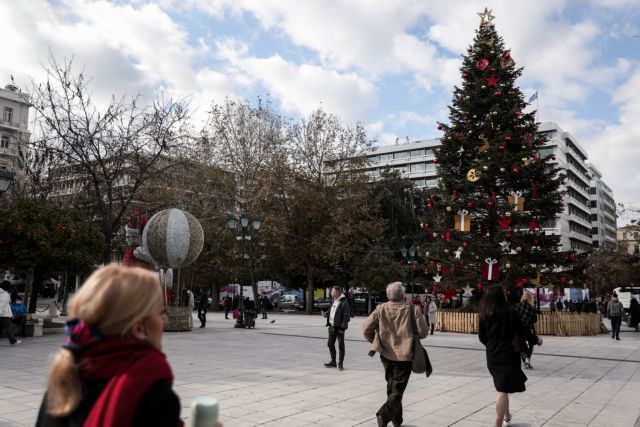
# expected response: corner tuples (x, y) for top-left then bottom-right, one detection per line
(536, 91), (539, 122)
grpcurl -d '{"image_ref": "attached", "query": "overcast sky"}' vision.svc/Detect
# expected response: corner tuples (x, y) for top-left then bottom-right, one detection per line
(1, 0), (639, 220)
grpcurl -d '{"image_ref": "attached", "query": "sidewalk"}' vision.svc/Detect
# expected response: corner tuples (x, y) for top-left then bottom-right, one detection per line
(1, 312), (639, 426)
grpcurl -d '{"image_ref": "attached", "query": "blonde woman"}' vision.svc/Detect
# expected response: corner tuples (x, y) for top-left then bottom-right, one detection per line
(36, 265), (184, 427)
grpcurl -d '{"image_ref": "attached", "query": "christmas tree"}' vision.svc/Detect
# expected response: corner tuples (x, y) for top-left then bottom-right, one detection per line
(419, 8), (575, 301)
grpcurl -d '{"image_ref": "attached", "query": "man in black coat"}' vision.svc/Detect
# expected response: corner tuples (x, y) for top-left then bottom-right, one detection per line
(197, 288), (208, 328)
(323, 286), (350, 371)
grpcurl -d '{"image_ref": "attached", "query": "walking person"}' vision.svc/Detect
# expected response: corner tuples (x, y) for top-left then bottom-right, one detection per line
(607, 293), (624, 340)
(36, 265), (224, 427)
(197, 288), (208, 328)
(10, 293), (28, 338)
(0, 281), (21, 345)
(363, 282), (429, 427)
(424, 296), (437, 335)
(322, 286), (350, 371)
(479, 284), (542, 427)
(515, 293), (539, 369)
(223, 296), (231, 319)
(260, 293), (269, 319)
(630, 296), (640, 331)
(348, 294), (356, 318)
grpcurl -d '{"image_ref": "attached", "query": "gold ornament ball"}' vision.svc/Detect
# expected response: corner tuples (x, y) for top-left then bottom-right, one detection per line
(473, 115), (477, 118)
(505, 211), (512, 217)
(426, 252), (431, 257)
(506, 263), (511, 268)
(468, 130), (473, 134)
(444, 249), (449, 253)
(482, 85), (487, 89)
(482, 166), (488, 171)
(446, 206), (453, 212)
(491, 111), (498, 116)
(500, 167), (506, 172)
(465, 96), (470, 100)
(516, 246), (522, 252)
(490, 50), (495, 54)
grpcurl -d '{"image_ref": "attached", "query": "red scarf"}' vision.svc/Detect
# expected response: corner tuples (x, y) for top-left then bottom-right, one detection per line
(77, 339), (182, 427)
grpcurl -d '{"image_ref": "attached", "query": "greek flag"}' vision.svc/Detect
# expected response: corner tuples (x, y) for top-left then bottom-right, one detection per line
(528, 91), (538, 103)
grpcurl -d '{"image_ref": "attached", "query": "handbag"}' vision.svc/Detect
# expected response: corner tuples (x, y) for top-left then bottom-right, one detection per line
(409, 304), (433, 377)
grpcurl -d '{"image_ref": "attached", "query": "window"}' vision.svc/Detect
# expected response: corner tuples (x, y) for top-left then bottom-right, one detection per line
(410, 149), (425, 158)
(410, 163), (426, 173)
(590, 200), (597, 208)
(424, 162), (436, 173)
(589, 187), (597, 194)
(378, 153), (392, 162)
(3, 107), (12, 124)
(590, 214), (598, 222)
(0, 134), (8, 149)
(393, 151), (408, 160)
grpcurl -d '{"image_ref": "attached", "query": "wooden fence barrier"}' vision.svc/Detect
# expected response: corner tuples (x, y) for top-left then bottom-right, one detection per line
(436, 310), (608, 336)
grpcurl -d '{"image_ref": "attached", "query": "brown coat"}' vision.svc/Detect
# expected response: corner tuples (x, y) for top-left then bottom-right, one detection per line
(362, 301), (430, 362)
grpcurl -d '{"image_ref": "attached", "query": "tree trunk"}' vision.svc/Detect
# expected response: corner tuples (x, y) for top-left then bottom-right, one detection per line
(367, 287), (373, 315)
(24, 268), (34, 313)
(306, 261), (315, 315)
(210, 283), (220, 312)
(250, 259), (258, 304)
(102, 231), (113, 265)
(28, 270), (43, 314)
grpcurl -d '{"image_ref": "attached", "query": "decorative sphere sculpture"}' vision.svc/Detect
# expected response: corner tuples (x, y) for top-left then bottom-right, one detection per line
(142, 209), (204, 268)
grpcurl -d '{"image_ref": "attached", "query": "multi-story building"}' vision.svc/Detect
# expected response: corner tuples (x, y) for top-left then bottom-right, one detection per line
(617, 225), (640, 255)
(0, 84), (30, 174)
(588, 164), (617, 249)
(361, 122), (615, 252)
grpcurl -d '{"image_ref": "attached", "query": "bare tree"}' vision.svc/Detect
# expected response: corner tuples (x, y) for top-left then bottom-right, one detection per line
(25, 53), (190, 262)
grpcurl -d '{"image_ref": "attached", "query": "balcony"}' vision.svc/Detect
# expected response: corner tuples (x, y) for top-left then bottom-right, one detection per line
(0, 120), (23, 132)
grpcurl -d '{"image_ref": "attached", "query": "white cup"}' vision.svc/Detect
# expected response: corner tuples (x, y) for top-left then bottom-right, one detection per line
(189, 396), (219, 427)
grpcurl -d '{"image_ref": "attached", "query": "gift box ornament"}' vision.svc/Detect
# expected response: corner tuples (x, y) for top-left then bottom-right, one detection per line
(507, 191), (525, 212)
(455, 209), (471, 232)
(482, 258), (500, 281)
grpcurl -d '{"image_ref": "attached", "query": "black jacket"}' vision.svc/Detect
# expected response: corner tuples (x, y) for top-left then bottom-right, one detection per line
(36, 380), (180, 427)
(326, 296), (350, 330)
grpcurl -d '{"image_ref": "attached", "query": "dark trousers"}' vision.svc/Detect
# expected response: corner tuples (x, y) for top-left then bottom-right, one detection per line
(198, 308), (207, 326)
(377, 355), (412, 425)
(0, 317), (18, 344)
(224, 306), (230, 319)
(611, 316), (622, 338)
(12, 316), (26, 338)
(261, 306), (268, 319)
(327, 327), (345, 364)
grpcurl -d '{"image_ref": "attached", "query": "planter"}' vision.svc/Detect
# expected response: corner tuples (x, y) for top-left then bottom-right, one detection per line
(165, 306), (193, 332)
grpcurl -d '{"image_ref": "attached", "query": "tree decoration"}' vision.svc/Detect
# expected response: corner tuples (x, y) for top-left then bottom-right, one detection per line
(482, 258), (500, 281)
(455, 209), (471, 232)
(466, 168), (481, 182)
(478, 134), (491, 153)
(476, 59), (489, 70)
(484, 75), (499, 87)
(497, 217), (512, 230)
(507, 190), (525, 211)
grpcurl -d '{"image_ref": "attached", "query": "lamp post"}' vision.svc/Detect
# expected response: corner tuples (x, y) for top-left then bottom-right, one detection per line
(227, 212), (261, 329)
(401, 245), (417, 299)
(0, 170), (14, 193)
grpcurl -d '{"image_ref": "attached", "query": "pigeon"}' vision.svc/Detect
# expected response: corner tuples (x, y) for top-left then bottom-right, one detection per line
(270, 320), (275, 324)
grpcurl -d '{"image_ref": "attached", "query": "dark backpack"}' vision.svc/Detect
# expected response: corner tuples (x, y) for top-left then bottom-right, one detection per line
(610, 301), (622, 317)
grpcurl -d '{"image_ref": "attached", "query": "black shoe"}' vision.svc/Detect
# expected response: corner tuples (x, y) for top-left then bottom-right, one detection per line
(376, 415), (388, 427)
(200, 324), (205, 328)
(338, 364), (344, 371)
(392, 421), (402, 427)
(324, 361), (337, 368)
(616, 337), (621, 340)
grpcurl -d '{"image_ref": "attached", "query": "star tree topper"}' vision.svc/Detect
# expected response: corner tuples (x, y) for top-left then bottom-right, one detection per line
(478, 7), (495, 26)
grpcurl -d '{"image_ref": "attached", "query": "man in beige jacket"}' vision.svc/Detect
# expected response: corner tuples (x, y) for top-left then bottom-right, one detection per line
(363, 282), (429, 427)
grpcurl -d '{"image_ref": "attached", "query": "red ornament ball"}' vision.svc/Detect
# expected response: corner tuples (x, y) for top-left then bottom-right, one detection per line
(505, 136), (512, 141)
(467, 201), (474, 208)
(463, 72), (469, 78)
(505, 234), (513, 239)
(513, 167), (520, 174)
(534, 239), (539, 244)
(488, 200), (494, 206)
(498, 144), (505, 151)
(490, 67), (496, 72)
(463, 242), (470, 248)
(494, 91), (502, 96)
(437, 124), (443, 130)
(515, 111), (522, 117)
(427, 203), (433, 209)
(434, 159), (440, 165)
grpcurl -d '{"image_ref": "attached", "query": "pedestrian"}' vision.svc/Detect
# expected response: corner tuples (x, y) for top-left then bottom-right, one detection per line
(515, 292), (539, 369)
(197, 288), (208, 328)
(555, 298), (563, 312)
(348, 294), (356, 318)
(187, 288), (195, 310)
(603, 295), (610, 319)
(630, 296), (640, 331)
(322, 286), (350, 371)
(224, 296), (231, 319)
(363, 282), (429, 427)
(479, 284), (542, 427)
(35, 265), (224, 427)
(568, 300), (576, 313)
(10, 292), (28, 338)
(549, 298), (556, 314)
(607, 293), (624, 340)
(588, 298), (598, 314)
(0, 281), (21, 345)
(260, 293), (269, 319)
(424, 296), (437, 335)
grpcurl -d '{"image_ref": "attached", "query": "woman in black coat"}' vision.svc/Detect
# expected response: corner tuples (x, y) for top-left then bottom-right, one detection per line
(479, 284), (542, 427)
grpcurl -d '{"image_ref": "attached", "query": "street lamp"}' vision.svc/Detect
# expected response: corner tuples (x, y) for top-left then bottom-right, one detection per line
(0, 170), (14, 193)
(227, 212), (261, 329)
(401, 245), (417, 298)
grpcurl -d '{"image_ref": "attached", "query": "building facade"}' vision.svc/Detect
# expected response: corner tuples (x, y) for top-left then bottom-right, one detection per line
(362, 122), (615, 252)
(617, 225), (640, 255)
(0, 85), (30, 174)
(588, 164), (617, 249)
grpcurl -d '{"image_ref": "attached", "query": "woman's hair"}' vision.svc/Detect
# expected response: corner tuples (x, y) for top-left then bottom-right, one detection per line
(520, 291), (533, 305)
(46, 265), (161, 417)
(426, 296), (432, 303)
(478, 284), (510, 320)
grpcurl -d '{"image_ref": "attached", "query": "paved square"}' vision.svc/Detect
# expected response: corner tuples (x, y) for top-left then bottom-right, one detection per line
(1, 312), (640, 427)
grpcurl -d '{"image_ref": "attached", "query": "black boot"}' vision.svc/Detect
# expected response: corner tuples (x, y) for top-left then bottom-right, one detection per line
(324, 361), (337, 368)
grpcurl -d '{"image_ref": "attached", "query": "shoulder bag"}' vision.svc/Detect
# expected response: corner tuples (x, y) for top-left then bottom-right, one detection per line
(409, 304), (433, 377)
